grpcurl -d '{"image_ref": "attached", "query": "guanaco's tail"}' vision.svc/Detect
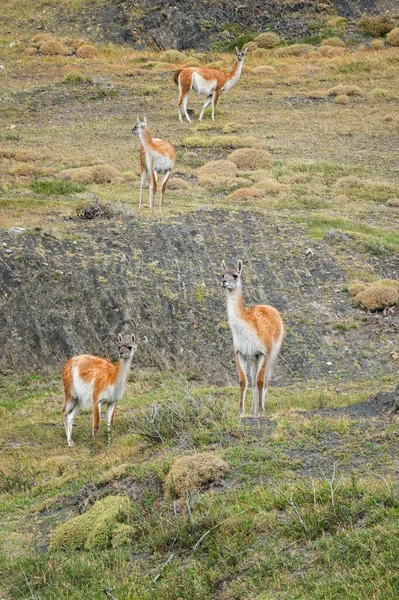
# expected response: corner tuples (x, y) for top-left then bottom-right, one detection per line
(173, 69), (183, 85)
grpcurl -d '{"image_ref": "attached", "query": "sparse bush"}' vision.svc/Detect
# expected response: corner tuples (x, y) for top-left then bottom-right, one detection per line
(14, 149), (39, 162)
(335, 94), (349, 105)
(285, 76), (301, 85)
(387, 198), (399, 207)
(253, 178), (288, 194)
(228, 148), (273, 171)
(317, 45), (345, 57)
(49, 496), (133, 551)
(0, 148), (15, 158)
(335, 176), (397, 203)
(30, 33), (55, 47)
(76, 44), (98, 58)
(307, 89), (327, 99)
(254, 32), (280, 48)
(8, 163), (36, 177)
(63, 70), (93, 85)
(130, 390), (237, 446)
(164, 453), (229, 499)
(354, 282), (399, 311)
(370, 39), (385, 50)
(222, 122), (243, 134)
(386, 27), (399, 46)
(358, 14), (395, 37)
(321, 37), (347, 48)
(275, 44), (314, 57)
(328, 85), (363, 97)
(198, 160), (238, 179)
(327, 17), (347, 30)
(40, 40), (70, 56)
(167, 177), (190, 190)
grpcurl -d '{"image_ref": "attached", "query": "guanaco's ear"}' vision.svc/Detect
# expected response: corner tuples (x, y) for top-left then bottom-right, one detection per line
(235, 46), (239, 55)
(221, 260), (227, 273)
(237, 260), (243, 274)
(118, 333), (123, 343)
(143, 116), (147, 125)
(131, 334), (136, 345)
(136, 117), (139, 123)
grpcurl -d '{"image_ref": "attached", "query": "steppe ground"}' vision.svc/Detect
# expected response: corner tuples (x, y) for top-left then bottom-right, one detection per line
(0, 7), (399, 600)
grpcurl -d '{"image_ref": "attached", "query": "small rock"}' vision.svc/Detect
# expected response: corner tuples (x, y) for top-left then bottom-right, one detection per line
(5, 248), (13, 254)
(326, 361), (332, 366)
(9, 227), (25, 235)
(2, 242), (7, 247)
(0, 65), (5, 70)
(9, 42), (16, 48)
(305, 247), (313, 256)
(390, 351), (398, 361)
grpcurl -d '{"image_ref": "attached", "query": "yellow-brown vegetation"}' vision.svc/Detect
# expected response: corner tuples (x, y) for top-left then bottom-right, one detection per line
(370, 39), (385, 50)
(244, 41), (258, 52)
(14, 149), (39, 162)
(228, 148), (273, 171)
(386, 27), (399, 46)
(335, 94), (349, 105)
(317, 45), (345, 57)
(251, 65), (276, 76)
(167, 177), (190, 190)
(369, 88), (389, 99)
(164, 452), (229, 499)
(251, 48), (270, 60)
(76, 44), (98, 58)
(0, 148), (15, 158)
(40, 40), (70, 56)
(197, 160), (238, 178)
(275, 44), (314, 57)
(358, 15), (395, 37)
(227, 187), (263, 202)
(328, 85), (363, 97)
(354, 282), (399, 311)
(60, 165), (121, 184)
(8, 163), (37, 177)
(321, 37), (347, 47)
(254, 32), (280, 48)
(23, 47), (38, 56)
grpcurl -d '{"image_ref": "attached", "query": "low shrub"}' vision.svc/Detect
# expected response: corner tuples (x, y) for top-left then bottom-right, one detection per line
(327, 17), (347, 30)
(23, 47), (38, 56)
(354, 282), (399, 311)
(369, 87), (389, 99)
(251, 65), (276, 76)
(227, 187), (263, 202)
(243, 41), (258, 52)
(335, 94), (349, 105)
(60, 165), (121, 184)
(14, 149), (39, 162)
(8, 163), (37, 177)
(306, 89), (327, 99)
(228, 148), (273, 171)
(40, 40), (70, 56)
(167, 177), (190, 190)
(198, 160), (238, 179)
(251, 48), (270, 59)
(30, 179), (85, 195)
(386, 27), (399, 46)
(317, 46), (345, 57)
(63, 70), (93, 85)
(370, 39), (385, 50)
(328, 84), (363, 96)
(49, 496), (133, 551)
(164, 453), (229, 499)
(358, 14), (395, 37)
(159, 49), (186, 63)
(0, 148), (15, 158)
(76, 44), (98, 58)
(254, 32), (280, 48)
(347, 281), (367, 296)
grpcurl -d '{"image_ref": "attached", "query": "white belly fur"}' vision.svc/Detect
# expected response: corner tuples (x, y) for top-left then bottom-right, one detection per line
(229, 318), (266, 358)
(192, 72), (217, 96)
(149, 151), (174, 173)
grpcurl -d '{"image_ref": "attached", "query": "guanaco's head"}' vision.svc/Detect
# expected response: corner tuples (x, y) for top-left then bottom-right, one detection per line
(221, 260), (243, 291)
(118, 333), (136, 360)
(131, 117), (148, 136)
(235, 47), (247, 62)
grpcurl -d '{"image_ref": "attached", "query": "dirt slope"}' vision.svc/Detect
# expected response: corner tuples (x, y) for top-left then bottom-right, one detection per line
(1, 209), (397, 382)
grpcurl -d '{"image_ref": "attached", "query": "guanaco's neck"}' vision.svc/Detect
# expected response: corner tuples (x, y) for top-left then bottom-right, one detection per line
(224, 58), (244, 91)
(138, 125), (154, 152)
(113, 356), (133, 390)
(226, 281), (246, 322)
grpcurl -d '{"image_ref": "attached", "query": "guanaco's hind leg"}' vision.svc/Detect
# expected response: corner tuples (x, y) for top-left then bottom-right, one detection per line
(139, 170), (147, 208)
(256, 354), (269, 418)
(159, 170), (171, 210)
(199, 94), (213, 121)
(211, 90), (220, 121)
(178, 76), (192, 123)
(92, 399), (101, 439)
(64, 400), (80, 447)
(150, 170), (158, 210)
(235, 351), (248, 418)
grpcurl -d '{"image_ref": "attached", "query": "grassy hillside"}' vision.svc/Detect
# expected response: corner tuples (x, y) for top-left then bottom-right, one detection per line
(1, 8), (399, 600)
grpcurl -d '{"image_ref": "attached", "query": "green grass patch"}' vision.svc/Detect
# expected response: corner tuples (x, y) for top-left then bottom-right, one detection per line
(30, 179), (86, 195)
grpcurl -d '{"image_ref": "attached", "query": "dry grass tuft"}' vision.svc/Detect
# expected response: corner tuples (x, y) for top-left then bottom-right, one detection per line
(317, 46), (345, 57)
(254, 32), (280, 48)
(354, 281), (399, 311)
(370, 39), (385, 50)
(347, 281), (367, 296)
(244, 41), (258, 52)
(369, 88), (389, 99)
(159, 49), (186, 63)
(228, 148), (273, 171)
(0, 148), (15, 158)
(386, 28), (399, 46)
(23, 47), (38, 56)
(327, 17), (347, 29)
(387, 198), (399, 208)
(60, 165), (121, 184)
(306, 89), (327, 99)
(197, 160), (238, 182)
(63, 70), (93, 84)
(76, 44), (98, 58)
(275, 44), (314, 57)
(321, 37), (347, 48)
(14, 149), (39, 162)
(253, 178), (288, 194)
(335, 94), (349, 105)
(40, 40), (70, 56)
(328, 85), (363, 97)
(251, 48), (270, 60)
(285, 76), (301, 85)
(358, 15), (395, 37)
(164, 453), (229, 499)
(227, 187), (263, 202)
(251, 65), (276, 76)
(8, 163), (37, 177)
(167, 177), (190, 190)
(30, 33), (55, 46)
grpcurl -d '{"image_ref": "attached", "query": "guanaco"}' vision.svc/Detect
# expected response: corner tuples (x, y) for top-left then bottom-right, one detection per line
(174, 47), (247, 123)
(221, 260), (284, 418)
(62, 333), (135, 446)
(132, 118), (176, 210)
